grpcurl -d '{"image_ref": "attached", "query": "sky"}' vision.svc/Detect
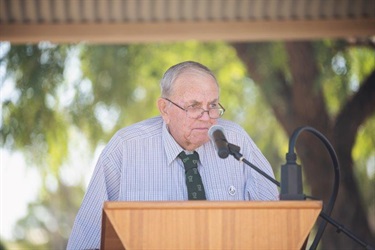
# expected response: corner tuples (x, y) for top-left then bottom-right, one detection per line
(0, 137), (102, 241)
(0, 150), (40, 240)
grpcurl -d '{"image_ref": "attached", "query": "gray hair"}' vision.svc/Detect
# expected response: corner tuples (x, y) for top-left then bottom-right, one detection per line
(160, 61), (218, 98)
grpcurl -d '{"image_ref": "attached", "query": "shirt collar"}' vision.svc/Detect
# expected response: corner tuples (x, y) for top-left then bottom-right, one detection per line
(162, 121), (184, 165)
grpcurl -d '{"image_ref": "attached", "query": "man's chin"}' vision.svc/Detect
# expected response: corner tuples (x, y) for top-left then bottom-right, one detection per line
(191, 137), (210, 147)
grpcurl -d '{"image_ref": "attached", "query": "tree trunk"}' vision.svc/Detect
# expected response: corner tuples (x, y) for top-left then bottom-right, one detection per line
(232, 41), (375, 249)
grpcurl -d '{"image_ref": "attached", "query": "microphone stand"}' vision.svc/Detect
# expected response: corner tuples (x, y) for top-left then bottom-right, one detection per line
(226, 141), (374, 250)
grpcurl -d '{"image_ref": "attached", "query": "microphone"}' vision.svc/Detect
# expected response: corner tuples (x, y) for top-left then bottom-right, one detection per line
(208, 125), (230, 159)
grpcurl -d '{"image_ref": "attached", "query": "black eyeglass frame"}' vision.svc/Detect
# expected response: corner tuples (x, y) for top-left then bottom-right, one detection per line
(163, 98), (225, 119)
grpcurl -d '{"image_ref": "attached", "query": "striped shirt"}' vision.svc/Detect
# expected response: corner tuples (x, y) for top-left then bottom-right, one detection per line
(67, 116), (279, 249)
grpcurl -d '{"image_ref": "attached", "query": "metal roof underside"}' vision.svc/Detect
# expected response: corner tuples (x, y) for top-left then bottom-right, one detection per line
(1, 0), (374, 44)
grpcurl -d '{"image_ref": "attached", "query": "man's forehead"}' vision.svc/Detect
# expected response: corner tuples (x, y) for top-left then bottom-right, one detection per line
(184, 97), (219, 105)
(171, 71), (219, 101)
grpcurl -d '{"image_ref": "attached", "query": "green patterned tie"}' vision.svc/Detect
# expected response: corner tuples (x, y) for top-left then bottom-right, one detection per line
(178, 151), (207, 200)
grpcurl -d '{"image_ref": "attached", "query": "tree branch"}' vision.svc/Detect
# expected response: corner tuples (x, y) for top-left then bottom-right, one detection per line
(334, 69), (375, 151)
(284, 41), (331, 132)
(230, 43), (263, 83)
(231, 42), (294, 132)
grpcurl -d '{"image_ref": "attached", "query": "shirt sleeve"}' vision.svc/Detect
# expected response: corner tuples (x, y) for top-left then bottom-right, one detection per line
(240, 131), (279, 201)
(67, 150), (121, 249)
(246, 146), (280, 200)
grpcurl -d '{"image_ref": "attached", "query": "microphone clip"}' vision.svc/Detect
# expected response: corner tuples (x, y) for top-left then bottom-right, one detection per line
(227, 143), (242, 161)
(280, 152), (305, 200)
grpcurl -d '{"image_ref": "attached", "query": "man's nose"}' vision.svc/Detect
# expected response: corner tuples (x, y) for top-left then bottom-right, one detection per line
(199, 110), (211, 120)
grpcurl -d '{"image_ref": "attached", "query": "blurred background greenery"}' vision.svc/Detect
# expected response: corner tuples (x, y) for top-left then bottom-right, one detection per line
(1, 40), (374, 249)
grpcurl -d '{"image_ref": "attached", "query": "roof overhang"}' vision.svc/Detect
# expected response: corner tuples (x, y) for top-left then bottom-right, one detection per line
(1, 0), (374, 44)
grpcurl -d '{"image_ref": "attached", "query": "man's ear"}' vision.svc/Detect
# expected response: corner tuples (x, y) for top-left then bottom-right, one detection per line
(157, 98), (170, 123)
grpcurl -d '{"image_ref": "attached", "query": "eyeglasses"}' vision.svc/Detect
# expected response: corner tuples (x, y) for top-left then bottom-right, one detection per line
(164, 98), (225, 119)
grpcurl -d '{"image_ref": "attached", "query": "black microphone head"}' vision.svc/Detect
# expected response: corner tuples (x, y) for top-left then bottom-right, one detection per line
(208, 125), (225, 140)
(217, 148), (229, 159)
(208, 125), (229, 159)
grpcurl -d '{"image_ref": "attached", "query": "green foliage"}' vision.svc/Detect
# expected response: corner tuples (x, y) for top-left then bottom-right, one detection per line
(350, 47), (375, 181)
(1, 43), (69, 172)
(317, 42), (375, 116)
(353, 114), (375, 208)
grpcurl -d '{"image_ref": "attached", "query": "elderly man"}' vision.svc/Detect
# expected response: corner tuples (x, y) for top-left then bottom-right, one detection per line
(67, 61), (278, 249)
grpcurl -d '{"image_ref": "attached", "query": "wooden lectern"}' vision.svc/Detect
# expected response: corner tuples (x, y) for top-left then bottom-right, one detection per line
(101, 201), (322, 250)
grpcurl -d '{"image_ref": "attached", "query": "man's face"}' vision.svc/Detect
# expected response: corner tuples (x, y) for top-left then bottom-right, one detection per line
(159, 71), (220, 151)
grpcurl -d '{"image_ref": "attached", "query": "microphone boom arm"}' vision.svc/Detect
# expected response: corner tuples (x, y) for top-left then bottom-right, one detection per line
(228, 143), (280, 187)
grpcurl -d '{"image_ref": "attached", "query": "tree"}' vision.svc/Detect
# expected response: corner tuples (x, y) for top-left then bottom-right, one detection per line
(232, 40), (375, 249)
(1, 40), (374, 249)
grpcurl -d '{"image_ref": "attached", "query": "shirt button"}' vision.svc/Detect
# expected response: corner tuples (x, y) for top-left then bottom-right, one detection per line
(228, 185), (236, 196)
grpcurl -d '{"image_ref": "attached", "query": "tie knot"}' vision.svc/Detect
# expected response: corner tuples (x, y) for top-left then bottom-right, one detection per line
(178, 151), (199, 170)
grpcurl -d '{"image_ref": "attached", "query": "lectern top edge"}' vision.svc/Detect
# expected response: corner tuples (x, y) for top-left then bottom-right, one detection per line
(103, 200), (322, 210)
